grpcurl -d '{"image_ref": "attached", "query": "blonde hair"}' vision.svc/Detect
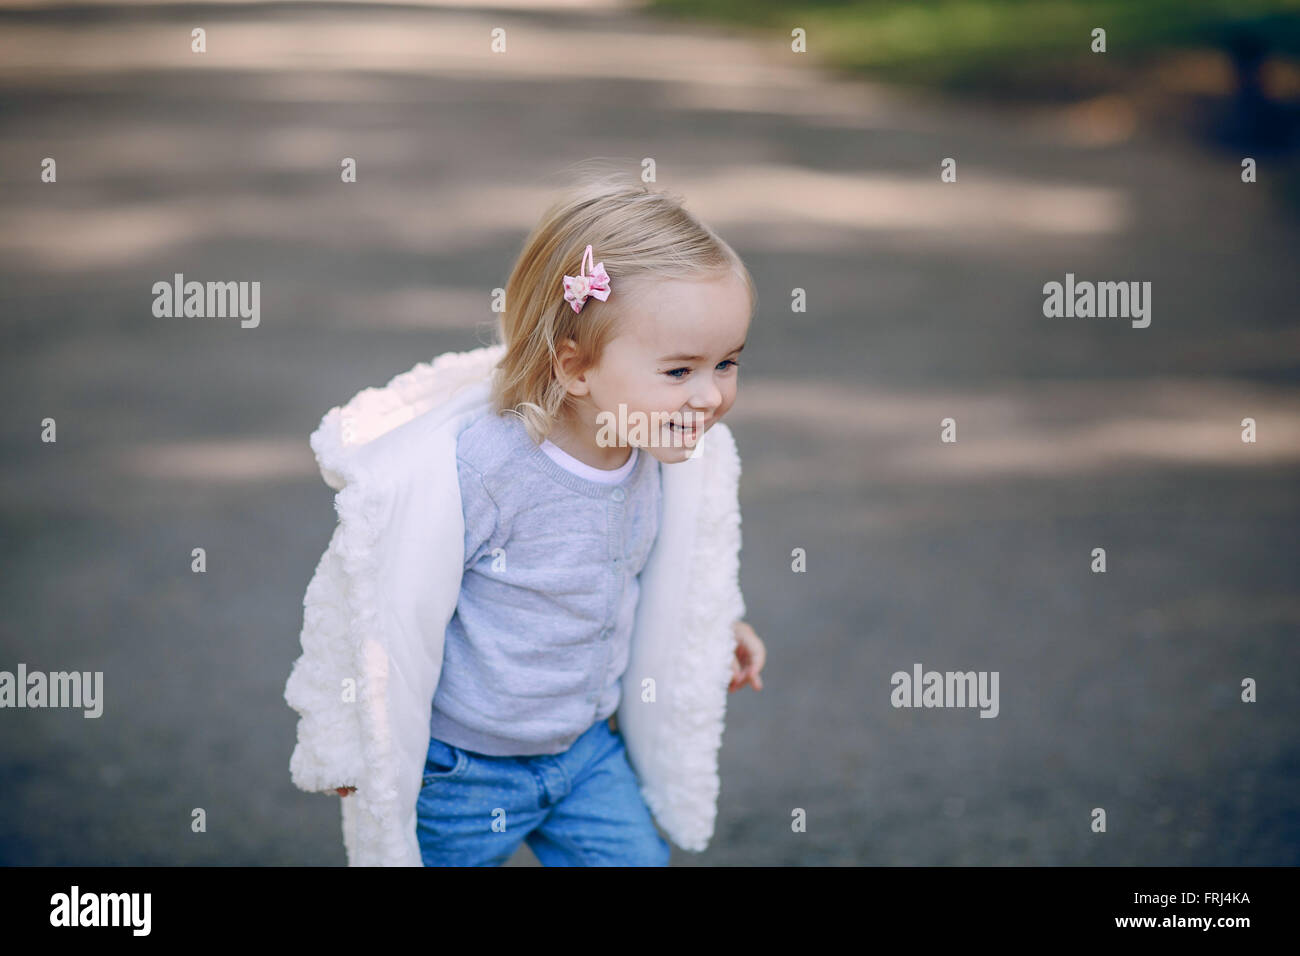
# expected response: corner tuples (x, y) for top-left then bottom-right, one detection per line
(490, 163), (756, 445)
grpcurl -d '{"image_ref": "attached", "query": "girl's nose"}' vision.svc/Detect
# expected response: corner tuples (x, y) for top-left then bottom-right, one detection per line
(691, 379), (723, 412)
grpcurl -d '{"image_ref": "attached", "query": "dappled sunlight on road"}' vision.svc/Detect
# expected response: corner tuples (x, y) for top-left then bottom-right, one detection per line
(0, 182), (544, 271)
(0, 8), (827, 86)
(0, 0), (1134, 290)
(113, 436), (316, 482)
(731, 377), (1300, 492)
(686, 164), (1127, 237)
(2, 162), (1129, 273)
(104, 376), (1300, 487)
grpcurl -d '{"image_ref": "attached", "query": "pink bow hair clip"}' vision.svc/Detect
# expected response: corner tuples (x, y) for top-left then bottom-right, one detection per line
(562, 244), (612, 314)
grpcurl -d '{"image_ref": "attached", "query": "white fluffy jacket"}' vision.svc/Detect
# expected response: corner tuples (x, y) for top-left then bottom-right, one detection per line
(283, 344), (746, 865)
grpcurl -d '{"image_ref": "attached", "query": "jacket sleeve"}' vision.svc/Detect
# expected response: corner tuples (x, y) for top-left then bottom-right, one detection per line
(284, 522), (367, 794)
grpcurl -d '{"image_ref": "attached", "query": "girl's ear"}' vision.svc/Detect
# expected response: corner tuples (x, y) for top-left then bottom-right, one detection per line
(554, 338), (591, 397)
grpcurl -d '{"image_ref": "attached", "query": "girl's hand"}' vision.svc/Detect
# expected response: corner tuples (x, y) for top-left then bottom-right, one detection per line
(336, 787), (356, 797)
(729, 620), (766, 693)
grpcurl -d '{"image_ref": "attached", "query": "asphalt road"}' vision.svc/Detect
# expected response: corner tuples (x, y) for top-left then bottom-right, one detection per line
(1, 1), (1297, 865)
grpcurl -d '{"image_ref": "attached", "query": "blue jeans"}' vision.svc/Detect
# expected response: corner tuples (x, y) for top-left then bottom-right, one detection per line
(416, 717), (672, 866)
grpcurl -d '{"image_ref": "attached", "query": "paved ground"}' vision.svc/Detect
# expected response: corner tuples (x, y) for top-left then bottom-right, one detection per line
(0, 1), (1297, 865)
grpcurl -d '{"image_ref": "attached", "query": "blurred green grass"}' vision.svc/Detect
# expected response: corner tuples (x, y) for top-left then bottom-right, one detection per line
(646, 0), (1300, 97)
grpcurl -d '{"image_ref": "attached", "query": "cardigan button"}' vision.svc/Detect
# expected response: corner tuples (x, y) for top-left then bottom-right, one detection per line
(611, 488), (625, 502)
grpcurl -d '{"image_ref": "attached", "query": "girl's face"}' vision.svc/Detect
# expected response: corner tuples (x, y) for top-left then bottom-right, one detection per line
(558, 270), (752, 466)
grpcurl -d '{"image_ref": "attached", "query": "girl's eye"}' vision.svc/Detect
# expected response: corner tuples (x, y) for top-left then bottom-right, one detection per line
(664, 360), (739, 380)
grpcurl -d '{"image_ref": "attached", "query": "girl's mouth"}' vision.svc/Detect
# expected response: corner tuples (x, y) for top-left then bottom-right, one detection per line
(666, 420), (699, 440)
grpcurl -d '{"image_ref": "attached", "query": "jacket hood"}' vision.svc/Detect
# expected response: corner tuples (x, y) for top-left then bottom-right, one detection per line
(310, 344), (507, 492)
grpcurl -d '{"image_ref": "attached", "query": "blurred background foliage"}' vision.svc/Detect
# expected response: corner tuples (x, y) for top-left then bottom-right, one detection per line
(648, 0), (1300, 96)
(649, 0), (1300, 204)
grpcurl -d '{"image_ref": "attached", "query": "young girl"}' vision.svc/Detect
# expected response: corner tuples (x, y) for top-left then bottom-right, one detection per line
(285, 171), (765, 866)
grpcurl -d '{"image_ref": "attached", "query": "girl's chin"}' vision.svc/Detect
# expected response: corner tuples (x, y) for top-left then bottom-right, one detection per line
(645, 438), (705, 463)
